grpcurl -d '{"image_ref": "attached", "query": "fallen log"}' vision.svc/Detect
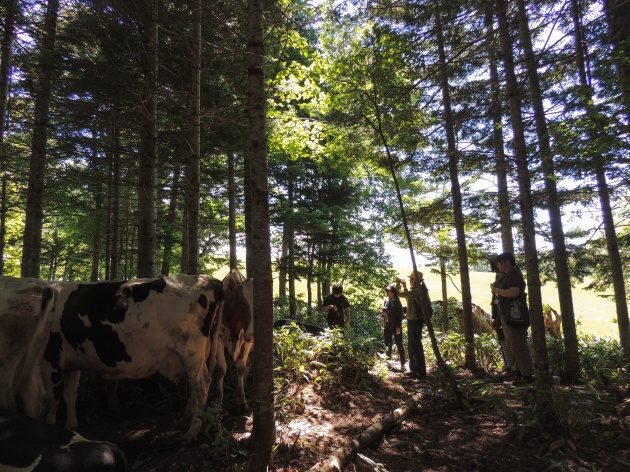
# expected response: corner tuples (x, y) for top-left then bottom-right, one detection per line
(307, 387), (429, 472)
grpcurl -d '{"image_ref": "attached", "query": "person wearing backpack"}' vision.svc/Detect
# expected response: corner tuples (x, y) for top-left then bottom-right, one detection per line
(492, 252), (534, 385)
(398, 271), (429, 378)
(382, 284), (406, 372)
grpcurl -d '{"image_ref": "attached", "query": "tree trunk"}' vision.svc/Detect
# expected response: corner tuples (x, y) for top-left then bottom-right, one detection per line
(515, 0), (579, 381)
(0, 0), (17, 274)
(485, 8), (514, 254)
(21, 0), (59, 278)
(228, 153), (238, 270)
(186, 0), (202, 275)
(161, 169), (181, 276)
(137, 0), (159, 278)
(109, 112), (121, 280)
(90, 145), (103, 282)
(245, 0), (275, 468)
(434, 0), (475, 369)
(573, 0), (630, 353)
(603, 0), (630, 121)
(287, 180), (296, 318)
(440, 256), (449, 332)
(494, 0), (551, 388)
(278, 230), (288, 298)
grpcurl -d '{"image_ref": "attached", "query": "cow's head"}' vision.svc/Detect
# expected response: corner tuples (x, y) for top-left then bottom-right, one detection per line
(222, 270), (254, 360)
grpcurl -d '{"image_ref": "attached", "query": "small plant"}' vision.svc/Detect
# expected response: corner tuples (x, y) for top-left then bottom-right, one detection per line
(198, 404), (237, 461)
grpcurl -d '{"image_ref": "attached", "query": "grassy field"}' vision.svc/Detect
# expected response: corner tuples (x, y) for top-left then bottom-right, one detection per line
(393, 264), (620, 339)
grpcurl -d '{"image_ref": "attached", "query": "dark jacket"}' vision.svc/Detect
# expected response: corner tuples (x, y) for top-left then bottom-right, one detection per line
(383, 297), (404, 330)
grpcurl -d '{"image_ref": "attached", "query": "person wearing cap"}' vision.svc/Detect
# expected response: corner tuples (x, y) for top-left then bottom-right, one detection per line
(398, 272), (428, 378)
(382, 284), (406, 371)
(321, 283), (351, 330)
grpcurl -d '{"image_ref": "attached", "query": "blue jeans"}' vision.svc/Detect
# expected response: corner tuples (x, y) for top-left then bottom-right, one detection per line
(407, 319), (426, 375)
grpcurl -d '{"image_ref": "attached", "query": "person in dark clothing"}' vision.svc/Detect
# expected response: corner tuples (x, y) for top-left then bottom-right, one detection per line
(397, 271), (428, 377)
(492, 252), (534, 384)
(489, 258), (514, 375)
(382, 284), (406, 371)
(321, 283), (351, 329)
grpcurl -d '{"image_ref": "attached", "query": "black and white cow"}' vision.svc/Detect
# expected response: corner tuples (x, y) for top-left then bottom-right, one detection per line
(0, 412), (127, 472)
(20, 274), (224, 443)
(207, 269), (254, 410)
(0, 276), (56, 416)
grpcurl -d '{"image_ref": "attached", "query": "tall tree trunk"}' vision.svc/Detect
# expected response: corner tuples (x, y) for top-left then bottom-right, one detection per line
(573, 0), (630, 353)
(278, 230), (288, 298)
(515, 0), (579, 381)
(90, 144), (103, 282)
(434, 0), (475, 369)
(0, 0), (17, 274)
(186, 0), (201, 275)
(21, 0), (59, 278)
(228, 153), (238, 269)
(603, 0), (630, 121)
(494, 0), (551, 388)
(109, 111), (121, 280)
(439, 256), (449, 332)
(287, 180), (296, 318)
(161, 169), (181, 276)
(245, 0), (275, 468)
(485, 8), (514, 254)
(137, 0), (159, 278)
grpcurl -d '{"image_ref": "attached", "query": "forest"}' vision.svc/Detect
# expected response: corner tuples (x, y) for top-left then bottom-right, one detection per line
(1, 0), (630, 470)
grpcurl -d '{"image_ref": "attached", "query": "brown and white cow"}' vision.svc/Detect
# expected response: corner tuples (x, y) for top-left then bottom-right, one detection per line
(22, 274), (224, 442)
(0, 276), (56, 416)
(207, 269), (254, 410)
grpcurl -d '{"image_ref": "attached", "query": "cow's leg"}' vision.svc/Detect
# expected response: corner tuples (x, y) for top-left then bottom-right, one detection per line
(235, 343), (253, 410)
(213, 347), (227, 407)
(181, 359), (212, 444)
(62, 370), (80, 429)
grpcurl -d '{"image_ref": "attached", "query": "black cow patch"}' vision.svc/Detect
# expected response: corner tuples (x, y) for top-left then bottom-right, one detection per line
(123, 278), (167, 304)
(0, 413), (127, 471)
(58, 281), (132, 368)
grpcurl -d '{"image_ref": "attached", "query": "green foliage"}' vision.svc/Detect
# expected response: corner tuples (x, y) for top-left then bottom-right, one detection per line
(198, 404), (244, 463)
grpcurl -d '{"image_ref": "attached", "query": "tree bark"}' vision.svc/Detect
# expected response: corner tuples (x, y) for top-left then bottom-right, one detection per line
(573, 0), (630, 353)
(434, 0), (476, 369)
(603, 0), (630, 121)
(515, 0), (579, 380)
(0, 0), (17, 274)
(494, 0), (551, 388)
(186, 0), (202, 275)
(161, 169), (181, 276)
(485, 8), (514, 254)
(228, 153), (238, 270)
(21, 0), (59, 278)
(245, 0), (275, 468)
(440, 257), (449, 332)
(137, 0), (159, 278)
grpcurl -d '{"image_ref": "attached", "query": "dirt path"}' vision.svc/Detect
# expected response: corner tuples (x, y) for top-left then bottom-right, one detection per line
(76, 370), (630, 471)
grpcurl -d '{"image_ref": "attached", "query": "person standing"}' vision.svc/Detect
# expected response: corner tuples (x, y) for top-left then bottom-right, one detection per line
(489, 258), (514, 376)
(382, 284), (406, 371)
(398, 272), (428, 378)
(321, 283), (351, 330)
(491, 252), (534, 384)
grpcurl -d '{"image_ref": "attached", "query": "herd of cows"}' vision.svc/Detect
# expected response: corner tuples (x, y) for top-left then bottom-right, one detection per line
(0, 270), (254, 472)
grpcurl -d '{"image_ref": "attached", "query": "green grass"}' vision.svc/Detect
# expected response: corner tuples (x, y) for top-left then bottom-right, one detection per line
(393, 264), (619, 339)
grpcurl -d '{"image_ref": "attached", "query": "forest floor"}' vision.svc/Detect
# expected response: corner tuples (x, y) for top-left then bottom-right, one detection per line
(76, 364), (630, 472)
